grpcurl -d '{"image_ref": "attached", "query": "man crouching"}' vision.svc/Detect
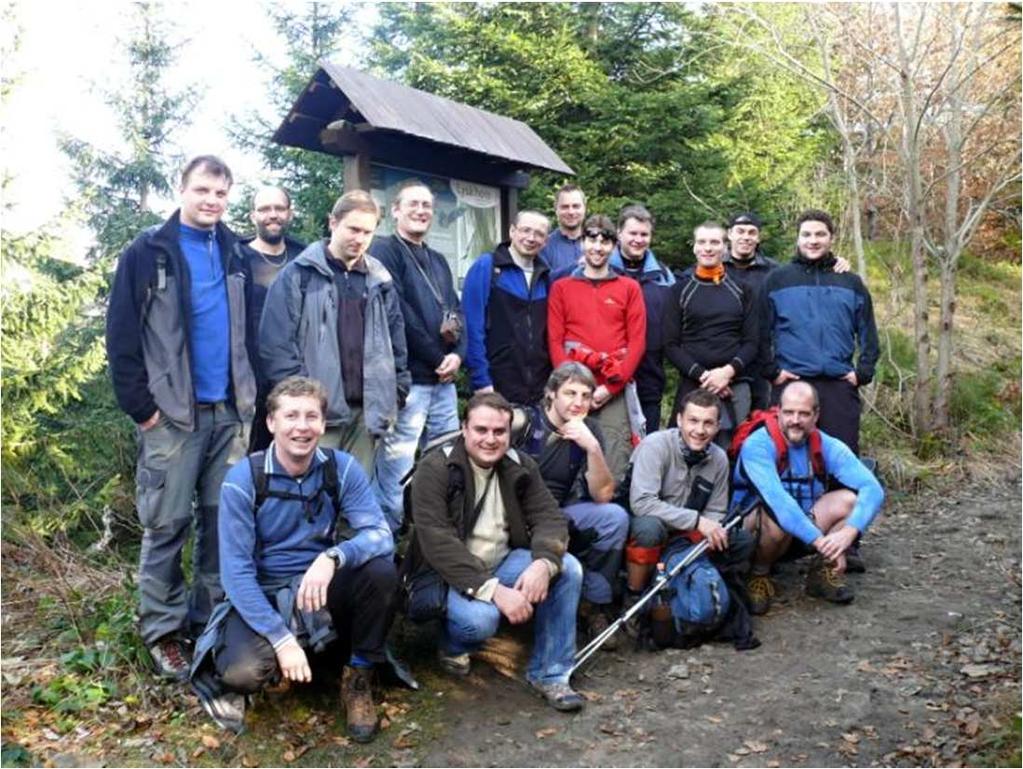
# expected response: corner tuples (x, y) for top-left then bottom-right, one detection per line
(191, 376), (396, 741)
(409, 391), (586, 712)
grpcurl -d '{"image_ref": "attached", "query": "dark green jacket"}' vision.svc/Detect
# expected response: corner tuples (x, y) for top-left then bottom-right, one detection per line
(410, 437), (568, 597)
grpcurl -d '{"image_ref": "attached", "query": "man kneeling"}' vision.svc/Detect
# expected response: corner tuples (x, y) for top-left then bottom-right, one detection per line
(191, 377), (396, 741)
(409, 392), (586, 711)
(626, 390), (755, 645)
(733, 381), (884, 614)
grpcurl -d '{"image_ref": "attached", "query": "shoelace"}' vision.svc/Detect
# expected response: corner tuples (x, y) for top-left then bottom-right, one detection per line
(160, 641), (188, 669)
(749, 575), (776, 598)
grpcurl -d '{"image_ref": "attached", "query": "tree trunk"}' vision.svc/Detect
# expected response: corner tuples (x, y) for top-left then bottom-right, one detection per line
(932, 261), (957, 433)
(894, 5), (933, 441)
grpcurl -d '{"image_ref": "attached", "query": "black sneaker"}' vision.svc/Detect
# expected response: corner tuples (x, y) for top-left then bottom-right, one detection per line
(149, 636), (191, 682)
(192, 671), (246, 734)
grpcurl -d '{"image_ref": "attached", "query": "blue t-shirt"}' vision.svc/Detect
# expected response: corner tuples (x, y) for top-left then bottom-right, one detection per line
(540, 229), (583, 274)
(179, 223), (230, 403)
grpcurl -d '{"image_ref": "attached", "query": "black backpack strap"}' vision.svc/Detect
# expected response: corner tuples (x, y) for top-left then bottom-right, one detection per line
(249, 451), (268, 514)
(320, 449), (341, 519)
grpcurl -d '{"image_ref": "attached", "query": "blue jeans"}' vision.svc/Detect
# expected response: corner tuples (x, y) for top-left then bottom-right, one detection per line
(443, 549), (582, 685)
(372, 383), (459, 532)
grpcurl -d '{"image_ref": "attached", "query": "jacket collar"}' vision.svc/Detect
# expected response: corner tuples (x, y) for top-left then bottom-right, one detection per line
(295, 240), (393, 287)
(794, 252), (837, 270)
(492, 242), (551, 279)
(610, 247), (676, 286)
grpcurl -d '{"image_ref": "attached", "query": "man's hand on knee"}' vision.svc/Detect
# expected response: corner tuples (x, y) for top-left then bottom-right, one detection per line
(514, 559), (551, 604)
(298, 553), (337, 612)
(493, 584), (533, 624)
(275, 639), (311, 683)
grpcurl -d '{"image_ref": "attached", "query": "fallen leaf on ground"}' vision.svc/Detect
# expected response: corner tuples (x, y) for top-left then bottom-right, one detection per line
(705, 715), (723, 724)
(283, 749), (296, 762)
(535, 727), (557, 739)
(744, 740), (768, 753)
(201, 734), (221, 749)
(841, 732), (860, 744)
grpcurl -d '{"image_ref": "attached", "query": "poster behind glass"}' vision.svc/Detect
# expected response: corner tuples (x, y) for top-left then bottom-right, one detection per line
(370, 164), (500, 292)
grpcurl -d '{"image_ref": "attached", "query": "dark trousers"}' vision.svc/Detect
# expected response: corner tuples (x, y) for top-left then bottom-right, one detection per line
(248, 391), (272, 453)
(640, 399), (662, 435)
(772, 376), (861, 455)
(214, 556), (397, 693)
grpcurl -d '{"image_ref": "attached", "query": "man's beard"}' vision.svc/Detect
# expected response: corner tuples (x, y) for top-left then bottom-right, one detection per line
(257, 224), (285, 245)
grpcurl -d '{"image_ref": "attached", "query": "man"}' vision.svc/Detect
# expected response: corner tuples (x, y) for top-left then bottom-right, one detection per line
(539, 184), (586, 274)
(190, 376), (396, 741)
(732, 381), (884, 614)
(259, 190), (410, 473)
(548, 214), (646, 484)
(609, 204), (676, 433)
(626, 390), (747, 600)
(724, 212), (849, 411)
(463, 210), (553, 407)
(760, 210), (878, 455)
(409, 392), (586, 711)
(520, 362), (629, 647)
(106, 155), (256, 680)
(237, 186), (306, 452)
(369, 179), (466, 532)
(663, 222), (758, 448)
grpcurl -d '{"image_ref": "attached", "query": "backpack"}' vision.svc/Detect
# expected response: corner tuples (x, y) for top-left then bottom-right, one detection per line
(248, 450), (354, 542)
(664, 541), (731, 638)
(728, 406), (825, 480)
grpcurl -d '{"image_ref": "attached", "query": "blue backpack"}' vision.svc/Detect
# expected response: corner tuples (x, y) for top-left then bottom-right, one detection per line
(664, 542), (731, 636)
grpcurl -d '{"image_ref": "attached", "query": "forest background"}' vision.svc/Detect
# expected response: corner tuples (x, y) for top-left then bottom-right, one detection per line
(1, 2), (1020, 767)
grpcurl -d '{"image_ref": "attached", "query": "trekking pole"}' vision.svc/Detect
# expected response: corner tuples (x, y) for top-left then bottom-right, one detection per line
(569, 500), (759, 677)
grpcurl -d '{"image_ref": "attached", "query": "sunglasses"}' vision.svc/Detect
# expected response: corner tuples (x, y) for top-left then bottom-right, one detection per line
(584, 229), (616, 244)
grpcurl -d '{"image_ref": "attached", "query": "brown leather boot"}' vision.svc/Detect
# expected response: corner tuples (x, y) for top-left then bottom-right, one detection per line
(340, 666), (378, 743)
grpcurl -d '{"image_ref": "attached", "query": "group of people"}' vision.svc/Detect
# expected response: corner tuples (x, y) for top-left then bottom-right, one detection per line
(105, 155), (884, 741)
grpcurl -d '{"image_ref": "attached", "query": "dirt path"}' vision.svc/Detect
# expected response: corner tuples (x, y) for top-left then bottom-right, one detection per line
(2, 478), (1019, 767)
(418, 478), (1021, 767)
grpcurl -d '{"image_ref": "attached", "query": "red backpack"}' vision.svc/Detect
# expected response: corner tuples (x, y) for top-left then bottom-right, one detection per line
(728, 407), (826, 479)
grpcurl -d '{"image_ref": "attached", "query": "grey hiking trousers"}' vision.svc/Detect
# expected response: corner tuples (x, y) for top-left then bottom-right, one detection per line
(135, 402), (249, 645)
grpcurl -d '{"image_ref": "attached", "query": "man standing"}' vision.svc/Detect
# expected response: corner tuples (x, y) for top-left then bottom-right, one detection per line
(540, 184), (586, 274)
(663, 222), (759, 449)
(520, 363), (629, 647)
(609, 204), (676, 433)
(548, 214), (647, 484)
(237, 186), (306, 451)
(733, 381), (884, 613)
(760, 210), (878, 455)
(369, 179), (466, 532)
(191, 376), (396, 741)
(463, 210), (553, 407)
(260, 190), (410, 472)
(409, 392), (586, 711)
(106, 155), (256, 680)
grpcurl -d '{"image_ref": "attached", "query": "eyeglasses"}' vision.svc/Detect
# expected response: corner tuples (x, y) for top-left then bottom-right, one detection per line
(584, 229), (616, 244)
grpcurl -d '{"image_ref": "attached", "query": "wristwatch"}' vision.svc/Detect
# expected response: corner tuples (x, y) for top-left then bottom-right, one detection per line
(324, 548), (344, 568)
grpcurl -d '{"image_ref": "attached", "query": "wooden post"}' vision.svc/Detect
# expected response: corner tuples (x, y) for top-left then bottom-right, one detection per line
(343, 152), (371, 192)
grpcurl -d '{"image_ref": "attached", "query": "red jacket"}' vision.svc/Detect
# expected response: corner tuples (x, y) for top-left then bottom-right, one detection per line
(548, 271), (647, 395)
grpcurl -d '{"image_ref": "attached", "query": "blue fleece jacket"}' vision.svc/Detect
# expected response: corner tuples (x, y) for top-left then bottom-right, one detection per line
(218, 446), (394, 648)
(731, 427), (884, 545)
(179, 223), (230, 403)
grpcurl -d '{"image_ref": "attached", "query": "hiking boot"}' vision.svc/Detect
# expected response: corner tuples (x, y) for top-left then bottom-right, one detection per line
(437, 649), (471, 677)
(585, 609), (618, 652)
(845, 544), (866, 574)
(528, 679), (585, 712)
(806, 558), (855, 604)
(192, 670), (246, 732)
(340, 666), (378, 743)
(149, 636), (191, 682)
(747, 573), (776, 616)
(621, 591), (644, 639)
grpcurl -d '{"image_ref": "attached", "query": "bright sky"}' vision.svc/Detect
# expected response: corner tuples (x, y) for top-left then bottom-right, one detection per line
(2, 0), (374, 237)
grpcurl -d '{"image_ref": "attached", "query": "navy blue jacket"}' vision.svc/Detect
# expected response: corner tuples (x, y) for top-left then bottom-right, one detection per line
(610, 248), (676, 404)
(463, 243), (552, 405)
(369, 233), (467, 384)
(761, 254), (879, 384)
